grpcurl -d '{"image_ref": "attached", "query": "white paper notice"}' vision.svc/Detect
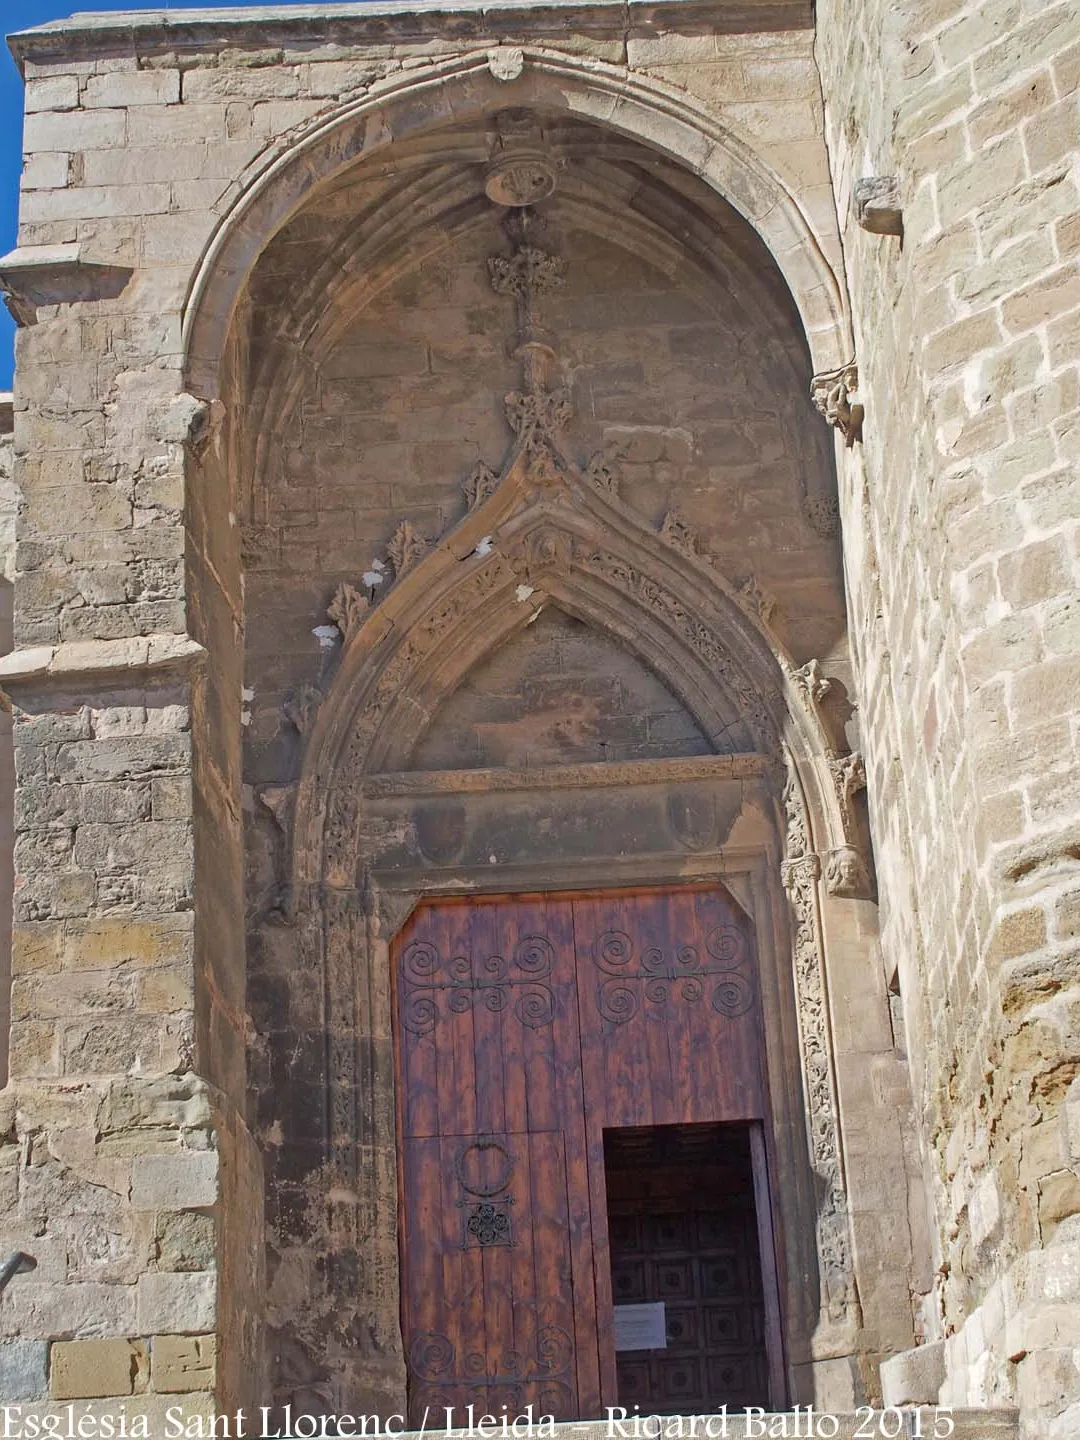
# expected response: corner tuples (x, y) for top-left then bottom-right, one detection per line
(613, 1302), (667, 1352)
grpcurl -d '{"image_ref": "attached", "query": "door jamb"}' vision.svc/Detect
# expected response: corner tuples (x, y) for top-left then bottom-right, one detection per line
(750, 1121), (787, 1409)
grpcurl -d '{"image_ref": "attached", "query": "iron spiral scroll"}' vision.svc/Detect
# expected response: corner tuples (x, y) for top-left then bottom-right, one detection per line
(399, 934), (556, 1036)
(408, 1323), (574, 1417)
(591, 925), (754, 1025)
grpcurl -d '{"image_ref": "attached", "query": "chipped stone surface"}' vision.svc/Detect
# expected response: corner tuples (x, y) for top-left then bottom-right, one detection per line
(50, 1337), (142, 1400)
(151, 1333), (217, 1393)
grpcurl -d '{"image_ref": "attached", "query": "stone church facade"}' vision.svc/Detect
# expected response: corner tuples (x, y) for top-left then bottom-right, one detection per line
(0, 0), (1075, 1436)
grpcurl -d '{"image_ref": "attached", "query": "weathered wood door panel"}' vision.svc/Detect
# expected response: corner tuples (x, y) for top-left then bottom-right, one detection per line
(403, 1130), (579, 1421)
(572, 887), (764, 1130)
(394, 886), (769, 1422)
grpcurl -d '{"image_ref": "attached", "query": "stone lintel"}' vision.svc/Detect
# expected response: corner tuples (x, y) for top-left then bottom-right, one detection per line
(8, 0), (812, 70)
(0, 633), (207, 700)
(361, 751), (770, 797)
(0, 246), (133, 328)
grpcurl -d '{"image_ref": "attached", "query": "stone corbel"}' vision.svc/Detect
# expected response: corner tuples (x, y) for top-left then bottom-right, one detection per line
(825, 751), (875, 899)
(824, 844), (873, 900)
(811, 362), (863, 447)
(853, 177), (904, 238)
(0, 244), (133, 326)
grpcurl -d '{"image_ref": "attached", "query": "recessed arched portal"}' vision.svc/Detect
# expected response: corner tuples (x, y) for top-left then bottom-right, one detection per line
(181, 65), (912, 1419)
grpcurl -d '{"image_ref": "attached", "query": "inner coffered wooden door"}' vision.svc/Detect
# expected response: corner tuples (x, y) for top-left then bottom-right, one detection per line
(393, 886), (772, 1423)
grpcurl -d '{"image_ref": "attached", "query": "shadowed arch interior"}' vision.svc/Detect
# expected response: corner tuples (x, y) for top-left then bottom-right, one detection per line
(219, 83), (876, 1417)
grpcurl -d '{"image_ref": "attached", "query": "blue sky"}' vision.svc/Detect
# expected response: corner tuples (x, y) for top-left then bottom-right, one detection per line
(1, 1), (276, 389)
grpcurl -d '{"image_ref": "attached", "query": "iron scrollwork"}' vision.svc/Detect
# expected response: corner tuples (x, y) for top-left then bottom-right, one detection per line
(465, 1202), (512, 1248)
(591, 926), (755, 1026)
(408, 1323), (574, 1415)
(400, 934), (556, 1036)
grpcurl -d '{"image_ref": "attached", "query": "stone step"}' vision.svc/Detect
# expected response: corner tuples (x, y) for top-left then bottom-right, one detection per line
(378, 1412), (1019, 1440)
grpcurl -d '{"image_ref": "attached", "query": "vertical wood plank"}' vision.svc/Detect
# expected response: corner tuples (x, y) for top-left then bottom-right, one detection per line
(750, 1121), (787, 1410)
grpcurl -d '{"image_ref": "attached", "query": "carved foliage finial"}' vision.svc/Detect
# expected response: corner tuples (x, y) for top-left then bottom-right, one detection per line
(327, 582), (370, 644)
(738, 574), (777, 625)
(464, 461), (501, 512)
(387, 520), (429, 580)
(659, 510), (701, 560)
(488, 246), (565, 299)
(489, 207), (573, 461)
(584, 451), (620, 498)
(504, 387), (573, 451)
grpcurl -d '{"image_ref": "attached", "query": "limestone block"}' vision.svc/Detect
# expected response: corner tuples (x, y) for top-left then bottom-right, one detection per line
(20, 185), (172, 225)
(83, 70), (180, 108)
(50, 1338), (140, 1400)
(136, 1272), (215, 1334)
(61, 916), (192, 972)
(150, 1333), (216, 1393)
(0, 1339), (49, 1400)
(0, 1280), (137, 1339)
(304, 60), (383, 97)
(53, 735), (189, 785)
(131, 1151), (218, 1210)
(1039, 1169), (1080, 1240)
(24, 76), (79, 113)
(6, 1019), (61, 1077)
(22, 153), (71, 191)
(121, 103), (227, 147)
(880, 1340), (946, 1406)
(141, 213), (217, 265)
(60, 1013), (190, 1077)
(181, 65), (301, 101)
(153, 1211), (215, 1273)
(22, 109), (127, 154)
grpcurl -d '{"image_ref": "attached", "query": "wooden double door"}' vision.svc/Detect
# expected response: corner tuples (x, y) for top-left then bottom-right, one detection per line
(393, 886), (781, 1422)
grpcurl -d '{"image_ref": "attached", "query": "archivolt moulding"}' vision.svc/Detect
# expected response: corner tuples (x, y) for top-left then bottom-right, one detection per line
(281, 421), (862, 1346)
(289, 434), (849, 895)
(181, 47), (851, 396)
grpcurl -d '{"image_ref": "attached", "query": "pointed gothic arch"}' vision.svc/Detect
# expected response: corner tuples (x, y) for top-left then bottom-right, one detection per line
(195, 41), (897, 1412)
(181, 48), (851, 401)
(291, 421), (854, 891)
(274, 401), (870, 1407)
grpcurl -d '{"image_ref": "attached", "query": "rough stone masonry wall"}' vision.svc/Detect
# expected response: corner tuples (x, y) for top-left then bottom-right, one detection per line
(0, 402), (15, 1086)
(0, 31), (265, 1424)
(815, 0), (1080, 1433)
(0, 0), (1059, 1424)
